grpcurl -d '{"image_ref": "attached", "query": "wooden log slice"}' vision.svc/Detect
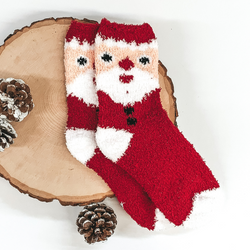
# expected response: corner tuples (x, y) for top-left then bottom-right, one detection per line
(0, 18), (177, 206)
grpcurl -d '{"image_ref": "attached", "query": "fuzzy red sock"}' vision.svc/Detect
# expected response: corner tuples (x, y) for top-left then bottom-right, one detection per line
(64, 20), (156, 230)
(95, 18), (220, 226)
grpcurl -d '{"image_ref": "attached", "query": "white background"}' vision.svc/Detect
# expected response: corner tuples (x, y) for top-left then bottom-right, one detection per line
(0, 0), (249, 249)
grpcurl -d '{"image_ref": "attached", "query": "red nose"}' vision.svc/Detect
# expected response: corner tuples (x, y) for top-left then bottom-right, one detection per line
(119, 57), (134, 71)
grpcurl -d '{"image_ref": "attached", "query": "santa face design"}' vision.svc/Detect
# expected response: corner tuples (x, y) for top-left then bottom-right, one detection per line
(64, 37), (98, 106)
(95, 38), (159, 106)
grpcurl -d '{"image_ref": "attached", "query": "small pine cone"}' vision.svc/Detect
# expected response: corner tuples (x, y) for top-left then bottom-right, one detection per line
(0, 78), (34, 122)
(76, 203), (117, 244)
(0, 118), (17, 152)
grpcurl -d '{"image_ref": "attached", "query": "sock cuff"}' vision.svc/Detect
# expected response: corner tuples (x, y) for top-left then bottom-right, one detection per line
(65, 20), (99, 45)
(97, 18), (156, 46)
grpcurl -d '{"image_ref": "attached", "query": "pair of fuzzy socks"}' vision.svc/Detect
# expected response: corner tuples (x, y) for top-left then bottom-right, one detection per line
(64, 19), (219, 230)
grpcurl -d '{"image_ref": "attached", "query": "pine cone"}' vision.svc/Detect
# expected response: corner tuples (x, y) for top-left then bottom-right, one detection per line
(0, 78), (34, 122)
(0, 118), (17, 152)
(76, 203), (117, 244)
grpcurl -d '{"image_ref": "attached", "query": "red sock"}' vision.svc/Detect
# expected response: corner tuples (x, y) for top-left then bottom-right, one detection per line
(64, 20), (156, 230)
(95, 18), (220, 226)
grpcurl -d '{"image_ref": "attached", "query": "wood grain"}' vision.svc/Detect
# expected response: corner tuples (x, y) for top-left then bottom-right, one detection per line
(0, 17), (177, 206)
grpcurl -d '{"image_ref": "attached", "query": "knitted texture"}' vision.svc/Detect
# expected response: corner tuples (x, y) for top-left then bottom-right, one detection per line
(95, 19), (220, 226)
(65, 20), (99, 45)
(97, 18), (156, 45)
(64, 20), (156, 230)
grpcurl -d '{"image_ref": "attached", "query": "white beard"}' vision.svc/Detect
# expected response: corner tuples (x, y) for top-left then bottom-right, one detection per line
(96, 67), (159, 106)
(66, 68), (98, 106)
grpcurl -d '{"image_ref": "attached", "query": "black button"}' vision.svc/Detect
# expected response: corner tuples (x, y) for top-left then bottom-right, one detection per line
(127, 117), (137, 126)
(124, 107), (134, 115)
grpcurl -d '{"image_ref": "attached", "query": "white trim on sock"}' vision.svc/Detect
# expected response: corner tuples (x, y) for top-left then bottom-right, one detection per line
(154, 208), (175, 231)
(65, 128), (97, 164)
(183, 187), (224, 228)
(95, 35), (157, 51)
(65, 37), (95, 51)
(96, 127), (133, 162)
(153, 187), (223, 230)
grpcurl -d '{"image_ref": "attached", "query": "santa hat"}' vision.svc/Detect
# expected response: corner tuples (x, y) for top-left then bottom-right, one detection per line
(95, 18), (157, 49)
(65, 20), (99, 46)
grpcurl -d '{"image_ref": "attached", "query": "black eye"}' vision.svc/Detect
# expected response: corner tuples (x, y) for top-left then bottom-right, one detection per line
(139, 56), (150, 65)
(77, 56), (88, 66)
(101, 52), (112, 63)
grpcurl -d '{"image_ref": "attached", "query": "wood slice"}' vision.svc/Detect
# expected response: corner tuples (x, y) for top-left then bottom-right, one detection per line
(0, 17), (177, 206)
